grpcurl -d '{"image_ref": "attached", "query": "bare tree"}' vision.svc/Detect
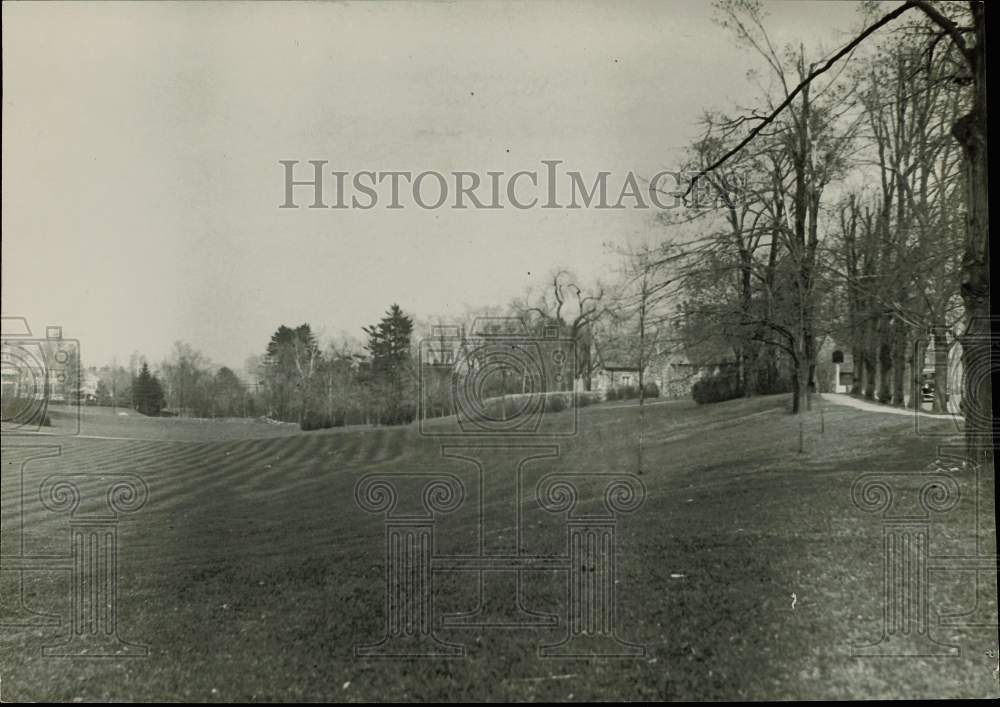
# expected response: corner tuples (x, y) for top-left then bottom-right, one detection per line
(611, 242), (681, 473)
(704, 0), (855, 412)
(688, 0), (989, 461)
(512, 269), (607, 390)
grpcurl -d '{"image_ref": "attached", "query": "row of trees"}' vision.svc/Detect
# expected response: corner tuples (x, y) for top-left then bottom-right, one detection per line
(258, 306), (416, 427)
(256, 280), (621, 429)
(81, 344), (255, 418)
(80, 0), (990, 457)
(156, 342), (251, 418)
(80, 279), (617, 428)
(619, 0), (986, 450)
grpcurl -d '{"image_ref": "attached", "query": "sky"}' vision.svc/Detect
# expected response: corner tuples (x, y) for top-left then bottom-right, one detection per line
(2, 0), (877, 371)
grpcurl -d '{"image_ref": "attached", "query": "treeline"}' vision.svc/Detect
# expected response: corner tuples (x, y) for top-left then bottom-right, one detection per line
(638, 0), (978, 419)
(257, 300), (595, 430)
(258, 305), (416, 429)
(87, 348), (259, 419)
(85, 271), (622, 429)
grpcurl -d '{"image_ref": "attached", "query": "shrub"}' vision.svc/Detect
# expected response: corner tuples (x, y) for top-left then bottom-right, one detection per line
(543, 393), (568, 413)
(0, 397), (51, 427)
(472, 390), (606, 421)
(397, 401), (417, 425)
(576, 391), (603, 407)
(691, 373), (745, 405)
(300, 409), (359, 430)
(300, 411), (335, 431)
(380, 401), (416, 426)
(752, 363), (792, 395)
(642, 382), (660, 398)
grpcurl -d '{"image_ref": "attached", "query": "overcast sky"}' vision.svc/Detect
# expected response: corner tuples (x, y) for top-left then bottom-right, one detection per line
(2, 0), (874, 371)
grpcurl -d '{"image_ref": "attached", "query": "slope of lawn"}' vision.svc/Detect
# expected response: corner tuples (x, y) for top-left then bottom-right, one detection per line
(1, 395), (996, 700)
(15, 403), (304, 442)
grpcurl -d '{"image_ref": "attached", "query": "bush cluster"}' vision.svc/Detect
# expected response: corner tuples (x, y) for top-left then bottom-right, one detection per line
(305, 388), (610, 431)
(382, 401), (416, 426)
(0, 397), (52, 427)
(605, 382), (660, 401)
(469, 390), (604, 422)
(300, 412), (345, 431)
(691, 373), (745, 404)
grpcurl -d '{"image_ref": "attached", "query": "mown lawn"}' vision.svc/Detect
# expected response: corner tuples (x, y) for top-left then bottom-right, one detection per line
(1, 397), (996, 700)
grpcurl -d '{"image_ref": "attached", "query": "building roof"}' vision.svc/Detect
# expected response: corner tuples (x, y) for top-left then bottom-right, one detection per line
(602, 363), (640, 372)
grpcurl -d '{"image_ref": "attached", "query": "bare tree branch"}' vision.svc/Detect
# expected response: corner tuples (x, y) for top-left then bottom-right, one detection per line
(684, 1), (919, 198)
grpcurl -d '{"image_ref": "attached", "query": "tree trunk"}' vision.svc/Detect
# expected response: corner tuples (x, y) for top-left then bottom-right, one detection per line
(891, 323), (907, 407)
(953, 120), (992, 453)
(863, 350), (876, 400)
(736, 347), (745, 396)
(932, 322), (949, 413)
(952, 5), (992, 463)
(910, 337), (927, 411)
(862, 314), (878, 400)
(877, 317), (893, 404)
(804, 328), (816, 410)
(850, 345), (863, 396)
(791, 341), (809, 414)
(743, 341), (759, 397)
(637, 322), (645, 475)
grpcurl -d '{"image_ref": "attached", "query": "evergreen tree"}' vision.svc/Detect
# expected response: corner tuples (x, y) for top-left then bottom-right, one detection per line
(363, 304), (414, 425)
(263, 324), (320, 422)
(132, 362), (165, 416)
(213, 366), (247, 417)
(95, 379), (113, 406)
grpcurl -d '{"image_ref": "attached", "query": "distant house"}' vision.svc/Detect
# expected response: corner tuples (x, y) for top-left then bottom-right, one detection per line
(0, 366), (19, 402)
(821, 335), (963, 411)
(81, 368), (101, 403)
(0, 348), (67, 402)
(592, 360), (641, 392)
(658, 356), (737, 397)
(829, 348), (854, 393)
(589, 336), (643, 394)
(589, 333), (734, 398)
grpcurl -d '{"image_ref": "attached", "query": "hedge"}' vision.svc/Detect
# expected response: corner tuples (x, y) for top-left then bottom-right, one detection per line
(691, 373), (744, 404)
(606, 382), (659, 401)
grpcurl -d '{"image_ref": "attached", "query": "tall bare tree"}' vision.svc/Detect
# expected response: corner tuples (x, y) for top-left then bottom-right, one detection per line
(512, 269), (607, 390)
(688, 0), (989, 461)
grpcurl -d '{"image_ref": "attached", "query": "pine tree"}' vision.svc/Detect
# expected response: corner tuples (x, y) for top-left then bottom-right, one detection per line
(263, 324), (320, 422)
(132, 362), (165, 416)
(363, 304), (414, 424)
(96, 379), (113, 407)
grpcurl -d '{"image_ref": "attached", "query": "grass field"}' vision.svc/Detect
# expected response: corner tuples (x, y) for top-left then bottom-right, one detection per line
(1, 397), (997, 700)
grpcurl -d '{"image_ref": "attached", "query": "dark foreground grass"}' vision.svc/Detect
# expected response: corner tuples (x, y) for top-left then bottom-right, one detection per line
(1, 396), (996, 700)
